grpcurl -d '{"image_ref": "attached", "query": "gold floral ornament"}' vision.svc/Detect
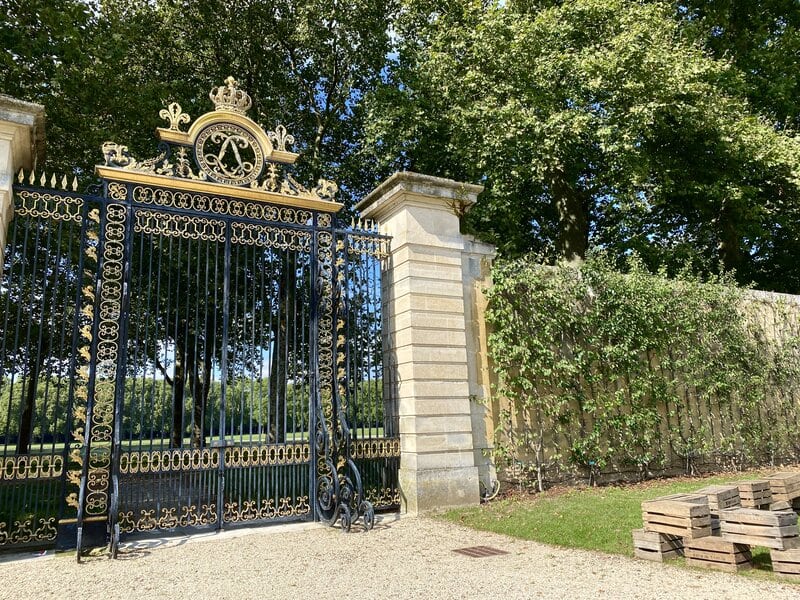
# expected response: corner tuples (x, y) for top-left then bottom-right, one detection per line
(96, 76), (342, 209)
(159, 102), (190, 131)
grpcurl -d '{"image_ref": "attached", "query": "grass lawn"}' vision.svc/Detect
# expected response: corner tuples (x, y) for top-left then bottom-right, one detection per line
(440, 469), (799, 584)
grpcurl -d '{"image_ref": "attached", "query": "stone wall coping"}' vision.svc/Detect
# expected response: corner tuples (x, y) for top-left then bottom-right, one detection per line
(0, 94), (46, 166)
(357, 171), (484, 221)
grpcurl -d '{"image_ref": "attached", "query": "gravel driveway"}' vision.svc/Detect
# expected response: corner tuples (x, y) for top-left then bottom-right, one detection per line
(1, 515), (797, 600)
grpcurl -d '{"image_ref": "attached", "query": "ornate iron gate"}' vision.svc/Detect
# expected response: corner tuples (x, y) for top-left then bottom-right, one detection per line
(0, 79), (399, 556)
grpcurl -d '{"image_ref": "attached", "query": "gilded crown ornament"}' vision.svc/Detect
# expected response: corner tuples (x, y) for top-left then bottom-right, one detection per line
(97, 76), (340, 205)
(209, 76), (253, 114)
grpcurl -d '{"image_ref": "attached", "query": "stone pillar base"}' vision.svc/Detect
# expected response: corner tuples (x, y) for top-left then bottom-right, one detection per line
(399, 466), (480, 515)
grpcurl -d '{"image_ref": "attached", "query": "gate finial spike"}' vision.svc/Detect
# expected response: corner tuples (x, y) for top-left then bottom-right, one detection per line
(61, 174), (68, 190)
(72, 176), (78, 191)
(40, 171), (46, 186)
(17, 168), (24, 183)
(50, 173), (57, 188)
(29, 170), (36, 185)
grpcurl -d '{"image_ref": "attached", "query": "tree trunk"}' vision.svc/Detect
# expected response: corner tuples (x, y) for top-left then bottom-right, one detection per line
(189, 338), (213, 449)
(551, 171), (590, 262)
(170, 348), (187, 448)
(16, 360), (41, 455)
(717, 199), (742, 273)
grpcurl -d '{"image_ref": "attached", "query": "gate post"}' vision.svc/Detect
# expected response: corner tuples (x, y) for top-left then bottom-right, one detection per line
(358, 172), (486, 514)
(0, 95), (45, 276)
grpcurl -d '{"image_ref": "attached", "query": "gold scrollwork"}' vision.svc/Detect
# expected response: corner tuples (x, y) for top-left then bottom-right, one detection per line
(223, 443), (311, 468)
(119, 448), (220, 474)
(346, 233), (390, 260)
(0, 518), (58, 546)
(196, 122), (264, 186)
(107, 181), (127, 201)
(134, 210), (226, 242)
(131, 186), (314, 226)
(223, 495), (310, 523)
(1, 454), (64, 480)
(82, 202), (127, 518)
(118, 504), (218, 533)
(352, 438), (401, 459)
(15, 190), (83, 223)
(365, 487), (401, 509)
(230, 221), (312, 251)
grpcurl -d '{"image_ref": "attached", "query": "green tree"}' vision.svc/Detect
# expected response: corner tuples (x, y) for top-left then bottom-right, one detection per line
(366, 0), (800, 286)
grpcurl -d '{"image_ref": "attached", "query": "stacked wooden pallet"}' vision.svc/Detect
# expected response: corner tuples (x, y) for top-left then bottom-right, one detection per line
(737, 480), (772, 509)
(766, 472), (800, 505)
(696, 484), (740, 535)
(770, 548), (800, 581)
(633, 471), (800, 575)
(631, 529), (683, 562)
(641, 494), (711, 539)
(684, 537), (753, 573)
(718, 508), (800, 550)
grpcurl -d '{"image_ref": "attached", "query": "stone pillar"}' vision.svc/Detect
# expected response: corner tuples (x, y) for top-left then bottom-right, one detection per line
(0, 95), (46, 276)
(358, 171), (484, 514)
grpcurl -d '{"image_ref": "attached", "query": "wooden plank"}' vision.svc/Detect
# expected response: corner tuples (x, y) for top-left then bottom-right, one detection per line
(696, 485), (741, 510)
(720, 522), (799, 538)
(634, 547), (681, 562)
(719, 508), (797, 527)
(685, 537), (751, 554)
(766, 472), (800, 485)
(643, 521), (711, 539)
(738, 480), (771, 492)
(770, 548), (800, 564)
(775, 572), (800, 582)
(643, 513), (711, 528)
(685, 549), (752, 563)
(720, 531), (800, 550)
(642, 498), (709, 518)
(772, 561), (800, 574)
(686, 557), (752, 572)
(631, 529), (682, 552)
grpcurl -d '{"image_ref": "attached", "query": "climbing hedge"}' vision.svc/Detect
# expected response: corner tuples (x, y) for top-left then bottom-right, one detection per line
(486, 254), (800, 490)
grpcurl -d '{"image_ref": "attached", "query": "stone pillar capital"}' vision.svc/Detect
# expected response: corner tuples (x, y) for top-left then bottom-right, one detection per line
(358, 171), (482, 232)
(0, 94), (46, 172)
(0, 95), (46, 277)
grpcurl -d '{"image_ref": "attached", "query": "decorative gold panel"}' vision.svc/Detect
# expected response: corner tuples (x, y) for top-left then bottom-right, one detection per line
(118, 504), (218, 533)
(119, 448), (220, 474)
(352, 438), (401, 459)
(135, 209), (226, 242)
(15, 190), (83, 223)
(0, 518), (58, 545)
(84, 202), (127, 518)
(223, 443), (311, 468)
(223, 496), (310, 523)
(230, 221), (312, 251)
(347, 233), (390, 260)
(365, 487), (401, 509)
(1, 454), (64, 480)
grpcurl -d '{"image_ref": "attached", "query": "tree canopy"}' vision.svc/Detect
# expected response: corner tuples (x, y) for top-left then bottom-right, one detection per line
(365, 0), (800, 290)
(2, 0), (800, 290)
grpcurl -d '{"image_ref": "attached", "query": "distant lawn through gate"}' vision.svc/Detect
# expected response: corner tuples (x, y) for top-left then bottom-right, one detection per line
(441, 469), (800, 584)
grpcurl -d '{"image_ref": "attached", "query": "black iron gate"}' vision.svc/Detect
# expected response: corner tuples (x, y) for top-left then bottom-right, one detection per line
(0, 79), (399, 556)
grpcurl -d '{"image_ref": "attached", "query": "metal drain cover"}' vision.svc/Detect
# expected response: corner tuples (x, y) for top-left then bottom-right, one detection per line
(452, 545), (509, 558)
